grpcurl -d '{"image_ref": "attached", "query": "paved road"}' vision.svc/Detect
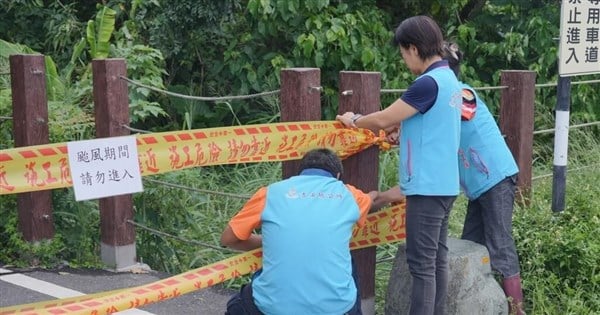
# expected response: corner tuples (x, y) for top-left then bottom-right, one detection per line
(0, 266), (236, 315)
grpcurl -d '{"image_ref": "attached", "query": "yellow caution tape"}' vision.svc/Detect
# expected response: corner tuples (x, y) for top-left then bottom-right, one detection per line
(0, 203), (405, 315)
(0, 121), (389, 195)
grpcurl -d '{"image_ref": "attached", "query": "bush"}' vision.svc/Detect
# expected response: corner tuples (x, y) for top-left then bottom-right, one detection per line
(514, 166), (600, 314)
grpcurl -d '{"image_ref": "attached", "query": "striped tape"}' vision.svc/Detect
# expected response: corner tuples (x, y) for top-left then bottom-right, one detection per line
(0, 121), (388, 195)
(0, 203), (405, 315)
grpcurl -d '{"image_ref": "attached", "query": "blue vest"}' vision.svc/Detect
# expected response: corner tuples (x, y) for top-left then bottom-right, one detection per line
(252, 169), (361, 315)
(399, 67), (462, 196)
(458, 85), (519, 199)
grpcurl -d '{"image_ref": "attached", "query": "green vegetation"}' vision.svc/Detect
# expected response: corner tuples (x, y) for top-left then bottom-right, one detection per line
(374, 124), (600, 314)
(1, 0), (599, 314)
(514, 170), (600, 314)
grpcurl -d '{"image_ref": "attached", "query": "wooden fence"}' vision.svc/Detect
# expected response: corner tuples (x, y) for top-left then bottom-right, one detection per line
(4, 54), (536, 315)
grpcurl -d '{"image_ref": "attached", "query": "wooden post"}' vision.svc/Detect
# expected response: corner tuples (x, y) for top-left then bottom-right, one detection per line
(499, 70), (536, 205)
(10, 54), (54, 241)
(279, 68), (321, 179)
(92, 59), (137, 270)
(339, 71), (381, 315)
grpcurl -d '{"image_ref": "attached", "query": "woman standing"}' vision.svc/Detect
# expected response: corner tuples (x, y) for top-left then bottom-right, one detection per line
(337, 15), (462, 315)
(443, 41), (525, 315)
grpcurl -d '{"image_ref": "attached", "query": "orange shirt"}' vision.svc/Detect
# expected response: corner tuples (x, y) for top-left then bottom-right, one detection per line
(228, 184), (371, 240)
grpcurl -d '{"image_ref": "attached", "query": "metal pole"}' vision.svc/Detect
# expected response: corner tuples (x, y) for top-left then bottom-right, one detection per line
(551, 76), (571, 212)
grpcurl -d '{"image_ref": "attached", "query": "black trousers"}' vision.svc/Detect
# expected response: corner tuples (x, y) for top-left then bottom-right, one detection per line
(225, 283), (263, 315)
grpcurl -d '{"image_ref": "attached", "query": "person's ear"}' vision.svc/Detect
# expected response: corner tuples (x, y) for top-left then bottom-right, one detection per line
(410, 44), (419, 55)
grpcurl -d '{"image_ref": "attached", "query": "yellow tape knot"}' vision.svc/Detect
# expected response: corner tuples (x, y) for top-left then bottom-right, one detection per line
(374, 130), (392, 151)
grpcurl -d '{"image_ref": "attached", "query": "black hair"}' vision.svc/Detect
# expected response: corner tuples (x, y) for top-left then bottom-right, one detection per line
(442, 41), (464, 77)
(393, 15), (444, 60)
(299, 148), (343, 177)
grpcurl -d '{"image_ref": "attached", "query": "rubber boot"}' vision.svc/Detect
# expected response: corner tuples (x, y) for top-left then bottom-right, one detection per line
(502, 275), (525, 315)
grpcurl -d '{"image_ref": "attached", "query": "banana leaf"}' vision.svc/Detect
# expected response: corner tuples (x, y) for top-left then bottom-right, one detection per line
(0, 39), (64, 100)
(86, 5), (116, 59)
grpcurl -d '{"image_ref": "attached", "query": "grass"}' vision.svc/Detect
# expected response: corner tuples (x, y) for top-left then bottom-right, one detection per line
(512, 164), (600, 314)
(130, 127), (600, 314)
(1, 123), (598, 314)
(372, 126), (600, 314)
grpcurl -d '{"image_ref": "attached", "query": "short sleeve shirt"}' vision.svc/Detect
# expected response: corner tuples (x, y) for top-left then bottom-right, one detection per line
(401, 60), (450, 113)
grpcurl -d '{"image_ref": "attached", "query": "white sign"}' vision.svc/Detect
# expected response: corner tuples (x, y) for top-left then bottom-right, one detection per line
(67, 135), (143, 201)
(559, 0), (600, 76)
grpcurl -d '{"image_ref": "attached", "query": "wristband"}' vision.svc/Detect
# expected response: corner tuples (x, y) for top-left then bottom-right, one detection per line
(350, 114), (363, 127)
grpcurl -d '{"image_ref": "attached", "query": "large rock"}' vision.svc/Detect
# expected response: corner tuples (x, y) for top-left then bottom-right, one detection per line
(385, 238), (508, 315)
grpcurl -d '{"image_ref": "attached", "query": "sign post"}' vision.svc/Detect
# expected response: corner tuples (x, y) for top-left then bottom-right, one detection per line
(554, 0), (600, 211)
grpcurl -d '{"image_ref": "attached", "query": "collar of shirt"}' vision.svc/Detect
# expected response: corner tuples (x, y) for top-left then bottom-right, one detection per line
(424, 59), (449, 74)
(300, 168), (335, 178)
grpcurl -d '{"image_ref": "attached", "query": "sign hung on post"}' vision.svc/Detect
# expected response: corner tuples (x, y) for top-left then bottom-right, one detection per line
(67, 135), (143, 201)
(559, 0), (600, 76)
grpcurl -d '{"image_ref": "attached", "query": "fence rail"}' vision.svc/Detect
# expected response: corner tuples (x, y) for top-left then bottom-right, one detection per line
(120, 76), (281, 102)
(3, 55), (599, 314)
